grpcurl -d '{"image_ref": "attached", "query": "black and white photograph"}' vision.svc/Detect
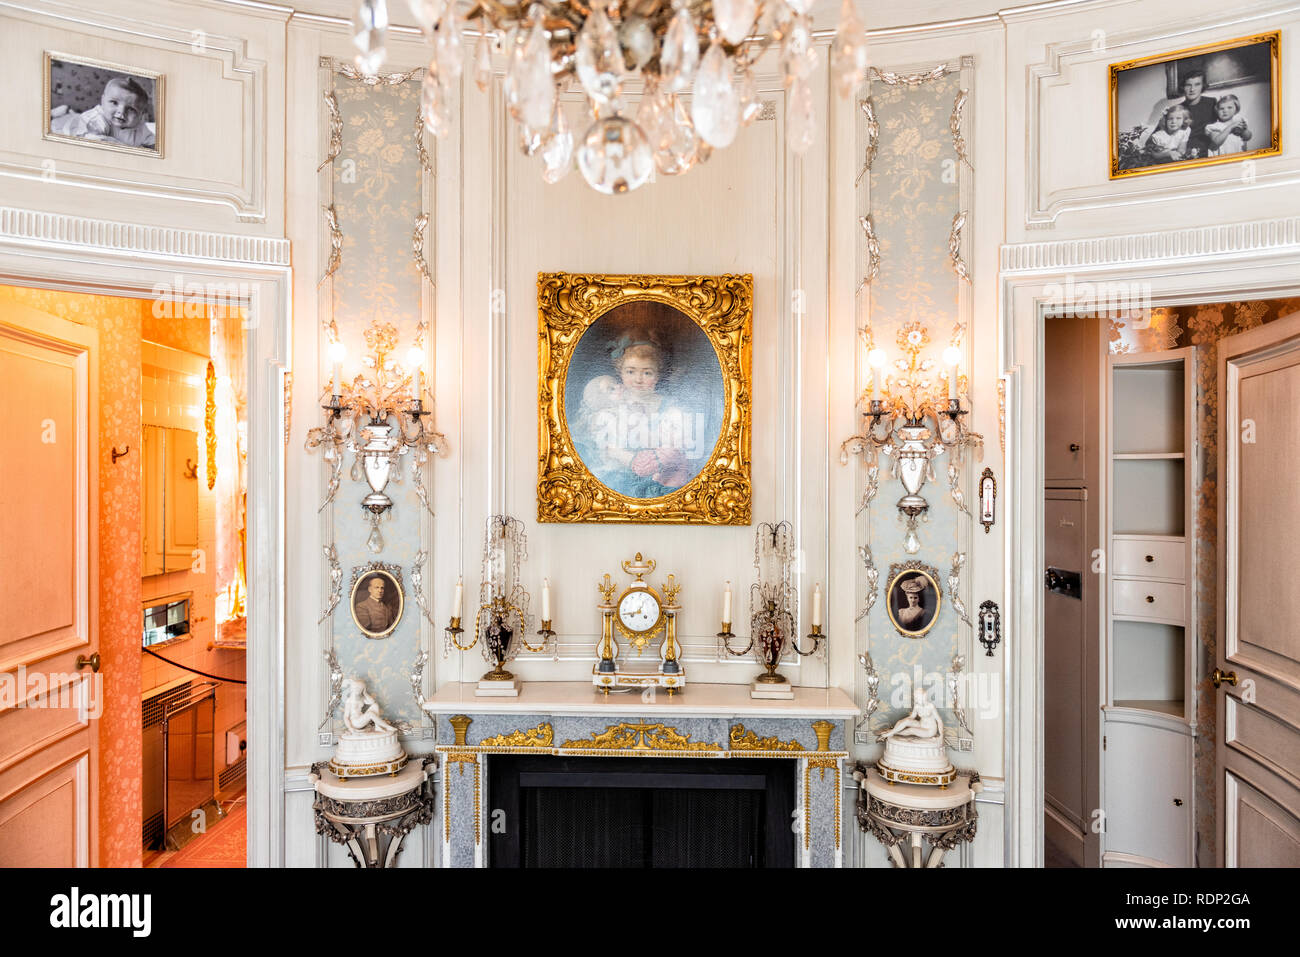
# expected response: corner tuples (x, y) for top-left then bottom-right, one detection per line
(1110, 32), (1280, 177)
(44, 52), (163, 156)
(349, 566), (403, 639)
(886, 565), (941, 638)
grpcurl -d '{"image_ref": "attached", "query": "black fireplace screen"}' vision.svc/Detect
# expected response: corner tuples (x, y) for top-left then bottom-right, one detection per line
(488, 756), (795, 868)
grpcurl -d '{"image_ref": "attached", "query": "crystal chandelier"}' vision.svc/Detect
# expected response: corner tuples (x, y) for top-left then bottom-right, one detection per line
(353, 0), (868, 193)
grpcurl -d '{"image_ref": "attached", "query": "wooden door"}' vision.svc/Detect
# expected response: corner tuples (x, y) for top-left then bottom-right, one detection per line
(1216, 310), (1300, 866)
(0, 302), (99, 866)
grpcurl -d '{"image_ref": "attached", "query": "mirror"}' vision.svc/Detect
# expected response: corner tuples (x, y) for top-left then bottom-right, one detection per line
(142, 593), (192, 648)
(142, 425), (200, 576)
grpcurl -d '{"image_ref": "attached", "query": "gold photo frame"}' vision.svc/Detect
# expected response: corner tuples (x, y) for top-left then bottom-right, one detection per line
(349, 563), (404, 639)
(885, 562), (942, 639)
(43, 51), (165, 158)
(538, 272), (752, 525)
(1109, 31), (1280, 179)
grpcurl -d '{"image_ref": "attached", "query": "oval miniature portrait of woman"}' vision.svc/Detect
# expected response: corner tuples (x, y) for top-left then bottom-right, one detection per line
(563, 300), (725, 501)
(886, 568), (941, 638)
(350, 568), (404, 639)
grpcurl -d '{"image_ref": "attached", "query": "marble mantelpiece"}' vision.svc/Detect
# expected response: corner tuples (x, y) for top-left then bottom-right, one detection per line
(424, 682), (858, 868)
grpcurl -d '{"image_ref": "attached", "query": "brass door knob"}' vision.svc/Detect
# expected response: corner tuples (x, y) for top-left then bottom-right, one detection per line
(1173, 798), (1183, 807)
(1069, 443), (1081, 452)
(75, 652), (101, 673)
(1211, 668), (1238, 688)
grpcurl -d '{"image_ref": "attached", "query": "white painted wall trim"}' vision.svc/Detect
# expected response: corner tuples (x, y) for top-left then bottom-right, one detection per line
(999, 215), (1300, 867)
(0, 206), (290, 266)
(1002, 215), (1300, 273)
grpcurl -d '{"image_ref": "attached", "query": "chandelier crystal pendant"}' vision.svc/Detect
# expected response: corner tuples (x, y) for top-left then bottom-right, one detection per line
(351, 0), (869, 193)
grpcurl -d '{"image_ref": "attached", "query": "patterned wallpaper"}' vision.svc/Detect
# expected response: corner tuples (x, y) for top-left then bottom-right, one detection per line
(855, 68), (976, 744)
(0, 286), (144, 867)
(324, 73), (430, 726)
(1109, 295), (1300, 864)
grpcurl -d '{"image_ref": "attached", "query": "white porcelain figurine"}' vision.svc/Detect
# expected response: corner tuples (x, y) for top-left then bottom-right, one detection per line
(876, 686), (956, 786)
(329, 677), (407, 778)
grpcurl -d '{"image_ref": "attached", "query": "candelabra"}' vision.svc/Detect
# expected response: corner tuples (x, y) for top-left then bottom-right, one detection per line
(444, 515), (536, 696)
(306, 318), (447, 553)
(718, 521), (823, 699)
(839, 321), (982, 553)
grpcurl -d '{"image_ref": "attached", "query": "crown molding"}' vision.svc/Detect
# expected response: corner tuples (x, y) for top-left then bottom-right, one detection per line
(0, 206), (291, 266)
(1000, 215), (1300, 273)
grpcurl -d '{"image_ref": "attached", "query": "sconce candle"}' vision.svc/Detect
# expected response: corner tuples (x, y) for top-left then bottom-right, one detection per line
(812, 583), (822, 628)
(328, 340), (346, 397)
(541, 578), (551, 621)
(452, 577), (463, 619)
(943, 345), (962, 402)
(722, 580), (732, 624)
(868, 348), (886, 396)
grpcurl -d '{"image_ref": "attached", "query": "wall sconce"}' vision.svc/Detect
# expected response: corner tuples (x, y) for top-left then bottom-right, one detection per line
(306, 319), (447, 553)
(839, 321), (982, 553)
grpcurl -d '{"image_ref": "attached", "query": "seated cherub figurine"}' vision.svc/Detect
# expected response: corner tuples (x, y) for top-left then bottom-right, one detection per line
(341, 678), (396, 735)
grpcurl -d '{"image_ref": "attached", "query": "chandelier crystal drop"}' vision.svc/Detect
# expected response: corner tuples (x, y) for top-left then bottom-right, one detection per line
(354, 0), (868, 193)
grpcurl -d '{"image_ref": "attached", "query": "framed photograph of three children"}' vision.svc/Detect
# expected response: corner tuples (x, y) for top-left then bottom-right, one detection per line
(1110, 31), (1280, 178)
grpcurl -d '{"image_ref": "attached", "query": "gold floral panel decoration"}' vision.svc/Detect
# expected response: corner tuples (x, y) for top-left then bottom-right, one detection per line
(538, 273), (753, 524)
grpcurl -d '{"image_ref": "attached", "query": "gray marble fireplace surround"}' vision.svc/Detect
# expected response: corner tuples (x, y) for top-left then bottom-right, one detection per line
(424, 682), (859, 868)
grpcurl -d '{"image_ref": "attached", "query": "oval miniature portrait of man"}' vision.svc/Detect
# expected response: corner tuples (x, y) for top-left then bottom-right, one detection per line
(350, 568), (403, 639)
(562, 300), (725, 501)
(886, 568), (941, 638)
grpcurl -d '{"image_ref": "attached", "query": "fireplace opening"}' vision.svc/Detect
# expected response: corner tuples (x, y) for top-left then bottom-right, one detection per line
(487, 756), (796, 868)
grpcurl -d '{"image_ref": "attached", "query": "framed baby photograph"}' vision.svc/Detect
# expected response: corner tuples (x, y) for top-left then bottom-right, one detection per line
(537, 272), (752, 525)
(43, 52), (164, 158)
(885, 562), (942, 639)
(349, 563), (404, 639)
(1110, 31), (1280, 178)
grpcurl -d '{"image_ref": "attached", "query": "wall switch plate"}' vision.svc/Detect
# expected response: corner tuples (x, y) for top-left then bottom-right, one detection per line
(958, 737), (974, 751)
(318, 732), (333, 747)
(855, 730), (871, 744)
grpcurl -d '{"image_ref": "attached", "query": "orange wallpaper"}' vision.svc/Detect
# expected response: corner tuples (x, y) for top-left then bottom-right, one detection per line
(0, 285), (143, 868)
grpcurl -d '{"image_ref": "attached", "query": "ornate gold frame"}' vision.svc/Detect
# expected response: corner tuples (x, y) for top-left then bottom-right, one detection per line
(1109, 31), (1281, 179)
(885, 561), (942, 639)
(537, 272), (752, 524)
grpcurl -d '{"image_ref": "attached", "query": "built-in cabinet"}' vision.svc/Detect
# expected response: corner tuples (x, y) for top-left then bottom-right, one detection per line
(1102, 349), (1196, 867)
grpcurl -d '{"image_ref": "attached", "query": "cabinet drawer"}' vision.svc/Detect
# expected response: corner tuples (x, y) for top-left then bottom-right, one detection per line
(1113, 539), (1185, 581)
(1114, 580), (1185, 623)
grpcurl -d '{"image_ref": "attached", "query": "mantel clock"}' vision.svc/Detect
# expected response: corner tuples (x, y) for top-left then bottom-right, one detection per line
(595, 553), (684, 695)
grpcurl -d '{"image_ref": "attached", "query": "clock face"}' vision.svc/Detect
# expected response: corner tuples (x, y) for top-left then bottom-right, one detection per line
(617, 589), (662, 634)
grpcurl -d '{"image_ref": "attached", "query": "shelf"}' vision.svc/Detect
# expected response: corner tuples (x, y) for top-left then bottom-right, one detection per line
(1112, 362), (1186, 455)
(1113, 459), (1186, 536)
(1111, 699), (1186, 718)
(1112, 621), (1185, 704)
(1114, 452), (1185, 460)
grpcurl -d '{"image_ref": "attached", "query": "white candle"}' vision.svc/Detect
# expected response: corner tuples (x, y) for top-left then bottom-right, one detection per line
(867, 348), (886, 399)
(328, 340), (345, 397)
(812, 583), (822, 628)
(943, 345), (961, 401)
(722, 581), (732, 624)
(542, 578), (551, 621)
(452, 577), (463, 619)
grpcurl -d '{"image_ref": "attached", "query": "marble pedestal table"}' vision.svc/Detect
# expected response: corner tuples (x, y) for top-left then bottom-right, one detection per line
(854, 764), (981, 868)
(310, 759), (434, 868)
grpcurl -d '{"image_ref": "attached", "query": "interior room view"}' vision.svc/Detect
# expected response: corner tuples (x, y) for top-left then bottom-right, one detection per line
(0, 0), (1296, 881)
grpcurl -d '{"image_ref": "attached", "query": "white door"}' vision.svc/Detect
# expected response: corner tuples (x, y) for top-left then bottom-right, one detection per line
(0, 301), (99, 866)
(1216, 310), (1300, 866)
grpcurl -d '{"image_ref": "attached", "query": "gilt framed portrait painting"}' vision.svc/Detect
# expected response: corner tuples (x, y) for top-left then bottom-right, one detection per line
(538, 273), (752, 525)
